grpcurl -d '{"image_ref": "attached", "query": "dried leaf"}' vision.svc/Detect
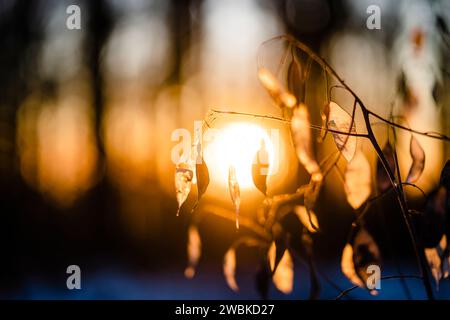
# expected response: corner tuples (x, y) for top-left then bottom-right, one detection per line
(267, 238), (288, 273)
(291, 104), (323, 181)
(294, 206), (319, 233)
(228, 166), (241, 229)
(341, 243), (364, 288)
(196, 153), (210, 201)
(344, 151), (372, 209)
(175, 163), (194, 216)
(304, 176), (322, 212)
(352, 228), (381, 295)
(252, 140), (269, 196)
(341, 225), (381, 295)
(258, 67), (297, 108)
(376, 143), (396, 193)
(268, 241), (276, 272)
(324, 101), (357, 162)
(425, 249), (441, 287)
(425, 234), (447, 287)
(280, 92), (297, 109)
(268, 225), (287, 273)
(258, 67), (281, 96)
(406, 135), (425, 183)
(443, 249), (450, 279)
(184, 225), (201, 279)
(223, 248), (239, 292)
(272, 249), (294, 294)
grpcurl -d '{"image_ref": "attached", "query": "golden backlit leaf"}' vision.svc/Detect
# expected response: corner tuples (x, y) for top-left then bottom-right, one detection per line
(341, 243), (364, 288)
(184, 225), (201, 279)
(223, 248), (239, 292)
(442, 234), (450, 280)
(291, 104), (322, 180)
(258, 67), (281, 95)
(268, 232), (287, 274)
(406, 135), (425, 183)
(195, 143), (210, 202)
(344, 151), (372, 209)
(268, 241), (276, 272)
(294, 206), (319, 233)
(280, 92), (297, 109)
(258, 67), (297, 109)
(443, 251), (450, 280)
(175, 163), (194, 216)
(341, 226), (381, 295)
(425, 234), (447, 287)
(324, 101), (357, 162)
(425, 247), (442, 287)
(252, 140), (269, 196)
(228, 166), (241, 229)
(272, 249), (294, 294)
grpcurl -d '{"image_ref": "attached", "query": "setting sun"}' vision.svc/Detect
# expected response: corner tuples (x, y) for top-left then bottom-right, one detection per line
(204, 122), (276, 190)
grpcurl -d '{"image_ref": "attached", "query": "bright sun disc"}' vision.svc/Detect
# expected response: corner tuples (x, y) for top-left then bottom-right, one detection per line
(204, 123), (275, 189)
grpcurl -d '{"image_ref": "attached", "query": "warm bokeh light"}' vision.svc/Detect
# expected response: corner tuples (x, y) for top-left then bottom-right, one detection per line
(17, 95), (98, 207)
(103, 103), (155, 190)
(204, 122), (276, 189)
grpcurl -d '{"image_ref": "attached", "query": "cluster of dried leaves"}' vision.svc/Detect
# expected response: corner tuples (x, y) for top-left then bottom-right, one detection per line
(174, 35), (450, 299)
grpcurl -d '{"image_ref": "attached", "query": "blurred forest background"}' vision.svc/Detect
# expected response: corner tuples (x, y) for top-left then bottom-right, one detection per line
(1, 0), (450, 299)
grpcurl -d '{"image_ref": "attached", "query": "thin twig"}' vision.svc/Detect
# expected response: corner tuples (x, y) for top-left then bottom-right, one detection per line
(335, 275), (422, 300)
(208, 109), (367, 138)
(368, 110), (450, 141)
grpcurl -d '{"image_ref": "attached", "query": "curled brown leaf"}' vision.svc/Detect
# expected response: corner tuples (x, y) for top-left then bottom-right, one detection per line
(195, 143), (210, 203)
(406, 135), (425, 183)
